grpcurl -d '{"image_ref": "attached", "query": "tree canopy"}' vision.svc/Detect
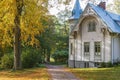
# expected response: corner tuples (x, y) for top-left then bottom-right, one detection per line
(0, 0), (48, 47)
(0, 0), (49, 70)
(114, 0), (120, 14)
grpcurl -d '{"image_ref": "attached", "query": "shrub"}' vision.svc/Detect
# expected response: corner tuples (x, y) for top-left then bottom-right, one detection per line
(106, 62), (113, 67)
(52, 50), (68, 63)
(0, 52), (3, 60)
(113, 59), (120, 66)
(1, 53), (14, 69)
(100, 62), (106, 68)
(22, 48), (42, 68)
(100, 62), (113, 68)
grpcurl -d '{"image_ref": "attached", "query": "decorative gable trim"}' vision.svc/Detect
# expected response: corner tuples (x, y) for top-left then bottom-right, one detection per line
(83, 7), (96, 16)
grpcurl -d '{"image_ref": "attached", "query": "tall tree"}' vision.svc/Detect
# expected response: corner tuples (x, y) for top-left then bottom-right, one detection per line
(38, 16), (58, 62)
(0, 0), (48, 70)
(13, 0), (23, 70)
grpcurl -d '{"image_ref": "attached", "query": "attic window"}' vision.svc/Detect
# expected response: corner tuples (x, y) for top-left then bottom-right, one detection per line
(88, 21), (96, 32)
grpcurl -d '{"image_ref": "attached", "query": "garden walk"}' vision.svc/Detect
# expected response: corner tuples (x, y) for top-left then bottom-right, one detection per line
(46, 64), (80, 80)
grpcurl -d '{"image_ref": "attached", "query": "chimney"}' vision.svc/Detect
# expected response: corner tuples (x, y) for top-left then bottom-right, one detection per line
(98, 2), (106, 10)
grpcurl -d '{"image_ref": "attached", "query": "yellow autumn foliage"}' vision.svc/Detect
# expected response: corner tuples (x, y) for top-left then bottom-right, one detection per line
(0, 0), (49, 47)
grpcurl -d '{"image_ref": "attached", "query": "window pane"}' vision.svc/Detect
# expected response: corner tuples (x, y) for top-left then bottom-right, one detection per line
(95, 42), (101, 53)
(88, 23), (91, 31)
(88, 21), (96, 32)
(92, 22), (96, 31)
(84, 42), (90, 53)
(71, 43), (73, 54)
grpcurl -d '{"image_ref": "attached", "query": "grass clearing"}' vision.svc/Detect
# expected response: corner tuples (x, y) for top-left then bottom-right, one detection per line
(0, 67), (51, 80)
(69, 66), (120, 80)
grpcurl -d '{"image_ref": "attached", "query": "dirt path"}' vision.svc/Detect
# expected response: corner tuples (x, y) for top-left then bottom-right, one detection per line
(46, 64), (80, 80)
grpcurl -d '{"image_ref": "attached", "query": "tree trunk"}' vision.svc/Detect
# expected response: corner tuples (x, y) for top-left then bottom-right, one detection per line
(47, 50), (50, 62)
(14, 24), (21, 70)
(47, 53), (50, 62)
(13, 0), (23, 70)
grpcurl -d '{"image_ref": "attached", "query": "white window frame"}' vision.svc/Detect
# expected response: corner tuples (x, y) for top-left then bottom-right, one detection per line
(88, 21), (96, 32)
(94, 42), (101, 56)
(84, 42), (90, 56)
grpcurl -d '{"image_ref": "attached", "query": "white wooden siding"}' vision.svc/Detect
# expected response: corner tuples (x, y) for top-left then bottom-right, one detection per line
(113, 37), (120, 62)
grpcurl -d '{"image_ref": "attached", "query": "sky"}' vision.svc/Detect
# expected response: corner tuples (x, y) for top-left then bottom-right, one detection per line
(49, 0), (113, 15)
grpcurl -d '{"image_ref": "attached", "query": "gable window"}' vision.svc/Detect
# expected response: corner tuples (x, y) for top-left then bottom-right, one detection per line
(84, 42), (90, 55)
(94, 42), (101, 56)
(88, 21), (96, 32)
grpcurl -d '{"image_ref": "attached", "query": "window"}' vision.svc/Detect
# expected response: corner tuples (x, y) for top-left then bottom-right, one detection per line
(71, 43), (73, 54)
(84, 42), (90, 55)
(88, 21), (96, 32)
(94, 42), (101, 56)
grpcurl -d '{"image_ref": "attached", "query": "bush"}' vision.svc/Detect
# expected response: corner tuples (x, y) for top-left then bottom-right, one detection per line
(0, 47), (43, 69)
(100, 62), (106, 68)
(106, 62), (113, 67)
(52, 50), (68, 63)
(1, 54), (14, 69)
(0, 52), (3, 60)
(100, 62), (113, 68)
(22, 48), (42, 68)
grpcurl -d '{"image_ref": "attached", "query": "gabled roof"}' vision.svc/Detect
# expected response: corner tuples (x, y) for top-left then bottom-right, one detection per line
(88, 3), (120, 33)
(70, 0), (82, 20)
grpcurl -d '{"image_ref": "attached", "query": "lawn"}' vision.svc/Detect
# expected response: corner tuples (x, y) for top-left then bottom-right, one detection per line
(0, 67), (51, 80)
(69, 66), (120, 80)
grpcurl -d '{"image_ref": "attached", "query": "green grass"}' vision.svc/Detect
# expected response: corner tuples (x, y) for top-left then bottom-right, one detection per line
(69, 66), (120, 80)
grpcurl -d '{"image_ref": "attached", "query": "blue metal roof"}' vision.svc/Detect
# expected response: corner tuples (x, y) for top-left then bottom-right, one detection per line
(70, 0), (82, 19)
(89, 3), (120, 33)
(107, 12), (120, 21)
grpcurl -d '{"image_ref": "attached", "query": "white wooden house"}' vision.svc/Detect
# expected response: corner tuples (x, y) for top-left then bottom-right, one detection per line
(68, 0), (120, 68)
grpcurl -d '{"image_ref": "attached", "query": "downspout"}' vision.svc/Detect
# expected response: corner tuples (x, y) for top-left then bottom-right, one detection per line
(103, 30), (105, 62)
(74, 39), (75, 68)
(74, 34), (78, 68)
(81, 25), (82, 62)
(111, 37), (114, 64)
(74, 38), (76, 68)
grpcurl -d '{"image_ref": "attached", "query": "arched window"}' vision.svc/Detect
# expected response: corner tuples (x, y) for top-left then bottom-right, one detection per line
(88, 21), (96, 32)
